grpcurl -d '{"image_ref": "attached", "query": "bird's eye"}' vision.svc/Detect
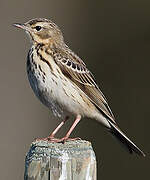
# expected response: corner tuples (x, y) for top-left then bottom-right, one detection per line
(35, 26), (42, 31)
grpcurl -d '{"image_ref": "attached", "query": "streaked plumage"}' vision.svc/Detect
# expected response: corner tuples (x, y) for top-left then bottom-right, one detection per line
(13, 18), (145, 156)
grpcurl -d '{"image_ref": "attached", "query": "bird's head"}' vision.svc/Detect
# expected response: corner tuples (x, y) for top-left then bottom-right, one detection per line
(13, 18), (64, 45)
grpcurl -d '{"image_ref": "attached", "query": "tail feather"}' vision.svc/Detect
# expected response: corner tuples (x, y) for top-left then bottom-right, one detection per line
(108, 120), (145, 157)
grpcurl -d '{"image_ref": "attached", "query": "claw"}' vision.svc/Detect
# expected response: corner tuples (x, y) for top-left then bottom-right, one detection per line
(34, 137), (81, 143)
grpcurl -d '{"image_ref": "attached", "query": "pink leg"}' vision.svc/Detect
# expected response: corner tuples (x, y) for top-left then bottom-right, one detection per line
(60, 114), (81, 141)
(35, 115), (81, 143)
(49, 116), (69, 138)
(35, 116), (69, 142)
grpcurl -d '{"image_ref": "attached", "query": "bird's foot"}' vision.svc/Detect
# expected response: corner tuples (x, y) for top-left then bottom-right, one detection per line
(58, 137), (81, 143)
(35, 136), (60, 142)
(35, 136), (81, 143)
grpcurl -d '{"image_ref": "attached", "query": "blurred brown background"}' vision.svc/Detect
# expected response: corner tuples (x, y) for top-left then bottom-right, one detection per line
(0, 0), (149, 179)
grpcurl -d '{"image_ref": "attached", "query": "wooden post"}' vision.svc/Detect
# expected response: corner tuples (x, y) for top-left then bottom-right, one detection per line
(24, 140), (97, 180)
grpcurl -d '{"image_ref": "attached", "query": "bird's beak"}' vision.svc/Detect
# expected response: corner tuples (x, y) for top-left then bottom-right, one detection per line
(13, 23), (29, 31)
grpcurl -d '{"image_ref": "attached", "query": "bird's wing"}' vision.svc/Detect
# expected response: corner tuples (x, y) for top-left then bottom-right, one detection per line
(55, 49), (116, 123)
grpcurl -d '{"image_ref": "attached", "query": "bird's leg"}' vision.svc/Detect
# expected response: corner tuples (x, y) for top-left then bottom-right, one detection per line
(60, 114), (81, 142)
(35, 115), (81, 143)
(47, 116), (69, 140)
(35, 116), (69, 142)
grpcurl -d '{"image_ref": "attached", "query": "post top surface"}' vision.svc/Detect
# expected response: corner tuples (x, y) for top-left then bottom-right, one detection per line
(32, 139), (91, 150)
(25, 139), (95, 162)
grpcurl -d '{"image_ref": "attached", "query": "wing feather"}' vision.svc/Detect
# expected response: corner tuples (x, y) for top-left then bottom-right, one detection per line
(53, 47), (115, 123)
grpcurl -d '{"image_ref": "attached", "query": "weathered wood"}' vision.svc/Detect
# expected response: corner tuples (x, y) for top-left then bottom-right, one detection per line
(24, 140), (97, 180)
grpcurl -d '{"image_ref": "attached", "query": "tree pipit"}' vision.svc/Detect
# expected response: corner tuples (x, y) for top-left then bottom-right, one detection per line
(13, 18), (145, 156)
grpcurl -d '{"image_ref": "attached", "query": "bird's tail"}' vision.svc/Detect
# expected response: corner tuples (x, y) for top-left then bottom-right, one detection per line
(107, 119), (145, 157)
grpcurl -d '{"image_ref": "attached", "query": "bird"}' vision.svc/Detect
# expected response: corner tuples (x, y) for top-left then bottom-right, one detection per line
(13, 18), (145, 156)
